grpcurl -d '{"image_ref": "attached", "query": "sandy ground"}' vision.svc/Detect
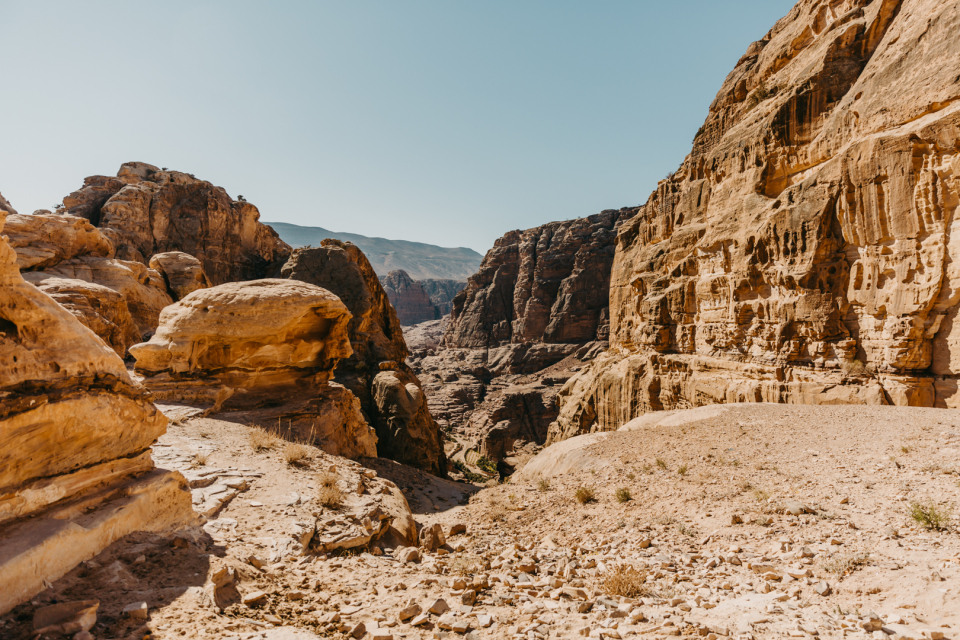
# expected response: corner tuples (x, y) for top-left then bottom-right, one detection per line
(3, 403), (959, 640)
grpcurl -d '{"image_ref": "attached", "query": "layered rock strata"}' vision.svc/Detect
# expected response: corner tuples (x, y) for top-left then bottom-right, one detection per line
(130, 279), (378, 460)
(551, 0), (960, 443)
(61, 162), (290, 284)
(0, 210), (195, 615)
(380, 271), (467, 325)
(380, 270), (436, 325)
(280, 240), (445, 474)
(411, 212), (631, 468)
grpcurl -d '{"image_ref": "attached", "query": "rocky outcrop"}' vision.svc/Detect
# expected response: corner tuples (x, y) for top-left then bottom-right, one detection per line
(61, 162), (290, 285)
(380, 270), (436, 325)
(280, 240), (445, 474)
(410, 213), (630, 472)
(149, 251), (211, 301)
(0, 191), (16, 215)
(130, 279), (378, 459)
(550, 0), (960, 443)
(420, 278), (466, 317)
(0, 210), (195, 615)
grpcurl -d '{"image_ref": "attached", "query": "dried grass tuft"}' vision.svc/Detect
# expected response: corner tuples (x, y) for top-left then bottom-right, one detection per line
(249, 425), (281, 451)
(599, 564), (651, 598)
(284, 442), (313, 467)
(317, 470), (343, 508)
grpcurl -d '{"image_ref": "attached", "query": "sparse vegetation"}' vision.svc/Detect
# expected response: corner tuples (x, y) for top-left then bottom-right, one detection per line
(249, 425), (280, 451)
(655, 458), (668, 471)
(283, 442), (313, 467)
(615, 488), (632, 503)
(626, 472), (635, 480)
(599, 564), (651, 598)
(452, 553), (484, 576)
(677, 464), (689, 477)
(909, 500), (953, 531)
(192, 452), (209, 466)
(475, 455), (498, 475)
(900, 445), (912, 454)
(575, 486), (596, 505)
(841, 358), (869, 377)
(754, 488), (771, 503)
(453, 459), (486, 483)
(316, 470), (343, 508)
(537, 478), (551, 492)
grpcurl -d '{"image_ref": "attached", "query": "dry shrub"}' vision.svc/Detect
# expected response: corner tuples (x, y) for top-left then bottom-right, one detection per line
(575, 486), (596, 505)
(452, 553), (484, 576)
(537, 478), (551, 492)
(317, 470), (342, 508)
(655, 458), (668, 471)
(284, 442), (313, 467)
(192, 452), (209, 466)
(677, 464), (689, 477)
(910, 500), (953, 531)
(615, 488), (632, 503)
(599, 564), (651, 598)
(249, 425), (280, 451)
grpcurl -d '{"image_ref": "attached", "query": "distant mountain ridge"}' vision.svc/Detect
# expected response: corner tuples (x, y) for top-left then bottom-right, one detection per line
(266, 221), (482, 281)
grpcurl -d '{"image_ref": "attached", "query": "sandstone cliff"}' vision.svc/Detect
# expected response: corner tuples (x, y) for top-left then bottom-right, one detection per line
(0, 210), (195, 614)
(420, 278), (466, 317)
(281, 241), (446, 474)
(551, 0), (960, 443)
(380, 270), (436, 325)
(62, 162), (290, 284)
(411, 211), (631, 471)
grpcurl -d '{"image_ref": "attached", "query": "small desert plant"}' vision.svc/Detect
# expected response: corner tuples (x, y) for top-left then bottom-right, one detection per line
(316, 470), (343, 508)
(537, 478), (551, 492)
(575, 486), (596, 505)
(249, 425), (280, 451)
(284, 442), (313, 467)
(677, 522), (698, 537)
(626, 472), (635, 480)
(822, 552), (871, 577)
(841, 358), (869, 377)
(452, 553), (484, 575)
(599, 564), (650, 598)
(753, 488), (771, 503)
(655, 458), (668, 471)
(678, 464), (689, 477)
(615, 488), (632, 503)
(640, 463), (653, 474)
(192, 451), (209, 466)
(909, 500), (953, 531)
(452, 459), (485, 483)
(900, 445), (912, 454)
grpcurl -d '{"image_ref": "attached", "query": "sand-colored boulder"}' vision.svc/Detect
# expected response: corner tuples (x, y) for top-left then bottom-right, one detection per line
(0, 210), (195, 614)
(131, 278), (377, 458)
(20, 273), (140, 356)
(3, 212), (114, 271)
(149, 251), (210, 301)
(551, 0), (960, 441)
(44, 256), (173, 339)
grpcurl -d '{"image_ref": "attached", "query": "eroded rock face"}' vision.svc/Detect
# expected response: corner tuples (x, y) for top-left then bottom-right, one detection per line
(380, 270), (435, 325)
(281, 241), (445, 474)
(4, 213), (114, 271)
(0, 210), (194, 614)
(410, 213), (629, 470)
(61, 162), (290, 284)
(420, 278), (466, 317)
(149, 251), (211, 301)
(130, 279), (377, 459)
(550, 0), (960, 443)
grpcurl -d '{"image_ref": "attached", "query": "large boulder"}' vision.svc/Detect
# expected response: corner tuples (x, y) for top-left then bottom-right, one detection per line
(551, 0), (960, 442)
(281, 241), (445, 474)
(130, 279), (378, 459)
(61, 162), (290, 284)
(3, 213), (114, 271)
(0, 209), (195, 615)
(149, 251), (211, 301)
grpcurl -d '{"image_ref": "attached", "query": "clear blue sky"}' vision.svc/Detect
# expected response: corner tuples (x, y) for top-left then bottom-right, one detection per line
(0, 1), (795, 254)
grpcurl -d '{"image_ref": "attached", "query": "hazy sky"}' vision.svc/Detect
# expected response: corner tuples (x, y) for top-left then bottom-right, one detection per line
(0, 1), (795, 254)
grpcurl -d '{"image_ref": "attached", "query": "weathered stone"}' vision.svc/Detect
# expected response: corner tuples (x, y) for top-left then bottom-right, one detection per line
(281, 241), (444, 473)
(149, 251), (210, 301)
(32, 600), (99, 635)
(380, 270), (436, 325)
(550, 0), (960, 441)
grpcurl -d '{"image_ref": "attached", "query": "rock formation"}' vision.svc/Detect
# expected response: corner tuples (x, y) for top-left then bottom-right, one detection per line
(149, 251), (211, 301)
(380, 270), (436, 325)
(411, 211), (631, 471)
(0, 191), (16, 215)
(550, 0), (960, 443)
(420, 278), (467, 317)
(280, 240), (445, 474)
(130, 279), (378, 460)
(61, 162), (290, 284)
(0, 210), (195, 615)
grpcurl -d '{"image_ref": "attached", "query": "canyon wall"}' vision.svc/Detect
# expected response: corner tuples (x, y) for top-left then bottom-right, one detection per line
(551, 0), (960, 443)
(380, 270), (468, 325)
(411, 211), (632, 470)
